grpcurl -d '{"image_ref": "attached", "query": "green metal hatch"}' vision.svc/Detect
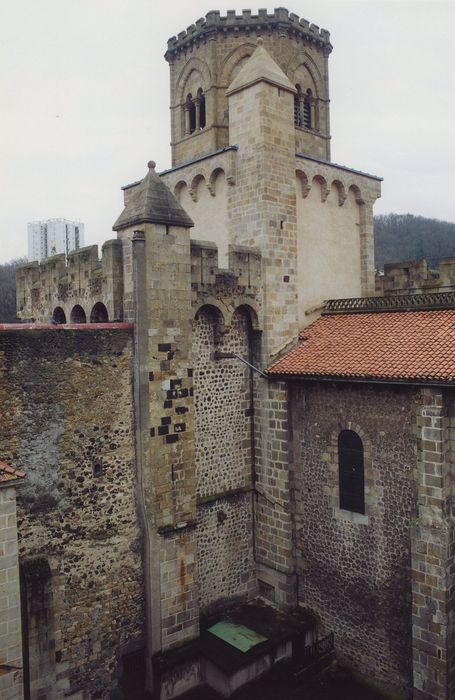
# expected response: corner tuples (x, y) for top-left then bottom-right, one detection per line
(208, 622), (268, 653)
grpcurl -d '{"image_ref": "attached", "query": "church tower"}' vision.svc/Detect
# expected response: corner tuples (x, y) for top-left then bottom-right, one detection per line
(165, 8), (332, 166)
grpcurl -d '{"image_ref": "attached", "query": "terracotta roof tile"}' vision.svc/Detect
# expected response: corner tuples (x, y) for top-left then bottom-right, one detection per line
(0, 462), (26, 484)
(267, 309), (455, 383)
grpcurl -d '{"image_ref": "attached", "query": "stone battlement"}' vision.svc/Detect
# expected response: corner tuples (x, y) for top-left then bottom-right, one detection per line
(165, 8), (331, 58)
(16, 240), (123, 323)
(191, 240), (262, 330)
(375, 257), (455, 296)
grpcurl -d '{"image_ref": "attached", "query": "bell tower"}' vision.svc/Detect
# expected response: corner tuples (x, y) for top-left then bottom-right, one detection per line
(165, 8), (332, 167)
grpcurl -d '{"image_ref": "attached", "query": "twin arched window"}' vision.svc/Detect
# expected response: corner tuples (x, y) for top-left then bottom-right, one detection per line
(294, 85), (315, 130)
(184, 88), (206, 136)
(338, 430), (365, 514)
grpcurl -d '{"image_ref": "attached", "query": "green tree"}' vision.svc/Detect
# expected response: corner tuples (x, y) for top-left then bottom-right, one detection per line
(0, 258), (27, 322)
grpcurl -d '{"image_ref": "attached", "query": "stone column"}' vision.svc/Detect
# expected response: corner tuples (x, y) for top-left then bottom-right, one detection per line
(411, 389), (455, 699)
(184, 103), (190, 136)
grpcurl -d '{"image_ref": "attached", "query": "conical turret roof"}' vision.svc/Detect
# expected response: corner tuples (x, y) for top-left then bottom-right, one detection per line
(226, 38), (296, 97)
(113, 161), (194, 231)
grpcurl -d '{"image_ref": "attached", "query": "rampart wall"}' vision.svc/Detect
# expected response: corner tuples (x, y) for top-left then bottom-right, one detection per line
(0, 326), (144, 699)
(16, 240), (123, 323)
(376, 258), (455, 295)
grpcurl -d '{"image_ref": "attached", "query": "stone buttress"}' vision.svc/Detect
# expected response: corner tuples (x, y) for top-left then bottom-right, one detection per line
(412, 389), (455, 700)
(113, 162), (199, 694)
(225, 39), (299, 605)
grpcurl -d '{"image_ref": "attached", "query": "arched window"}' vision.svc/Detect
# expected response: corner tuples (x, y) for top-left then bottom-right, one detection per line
(294, 84), (302, 126)
(184, 89), (206, 136)
(338, 430), (365, 514)
(70, 304), (86, 323)
(52, 306), (66, 324)
(90, 302), (108, 323)
(303, 89), (312, 129)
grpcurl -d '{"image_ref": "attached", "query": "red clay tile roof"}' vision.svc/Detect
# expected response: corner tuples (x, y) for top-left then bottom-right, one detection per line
(267, 309), (455, 383)
(0, 462), (26, 484)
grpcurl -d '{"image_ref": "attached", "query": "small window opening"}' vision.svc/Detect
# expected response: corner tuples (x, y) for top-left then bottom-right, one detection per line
(189, 99), (196, 133)
(93, 463), (103, 478)
(198, 88), (206, 129)
(338, 430), (365, 514)
(303, 90), (312, 129)
(294, 84), (302, 126)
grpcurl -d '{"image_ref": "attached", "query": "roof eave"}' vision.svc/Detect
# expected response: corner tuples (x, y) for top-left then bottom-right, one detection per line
(265, 373), (455, 388)
(113, 214), (194, 232)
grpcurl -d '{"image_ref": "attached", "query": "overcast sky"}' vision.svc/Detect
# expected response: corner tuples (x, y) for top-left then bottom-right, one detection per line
(0, 0), (453, 263)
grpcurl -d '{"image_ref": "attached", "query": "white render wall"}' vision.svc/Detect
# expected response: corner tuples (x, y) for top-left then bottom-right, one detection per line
(27, 219), (85, 262)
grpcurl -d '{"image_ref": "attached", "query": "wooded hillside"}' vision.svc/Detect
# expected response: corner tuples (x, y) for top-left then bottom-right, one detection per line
(0, 258), (26, 322)
(374, 214), (455, 269)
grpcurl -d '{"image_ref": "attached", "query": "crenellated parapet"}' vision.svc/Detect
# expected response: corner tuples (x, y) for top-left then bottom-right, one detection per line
(165, 8), (332, 58)
(16, 240), (124, 323)
(190, 240), (262, 333)
(376, 257), (455, 295)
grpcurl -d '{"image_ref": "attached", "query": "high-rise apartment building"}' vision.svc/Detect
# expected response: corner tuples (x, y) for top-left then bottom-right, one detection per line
(27, 218), (84, 262)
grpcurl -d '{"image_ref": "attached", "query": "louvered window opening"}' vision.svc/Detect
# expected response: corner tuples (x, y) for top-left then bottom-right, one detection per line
(303, 98), (311, 129)
(338, 430), (365, 514)
(294, 94), (302, 126)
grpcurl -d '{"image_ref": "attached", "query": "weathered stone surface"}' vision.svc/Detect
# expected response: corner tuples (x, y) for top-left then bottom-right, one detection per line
(291, 381), (417, 695)
(0, 329), (144, 698)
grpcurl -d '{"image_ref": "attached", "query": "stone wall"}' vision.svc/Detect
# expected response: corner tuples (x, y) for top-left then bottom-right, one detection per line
(411, 389), (455, 700)
(16, 240), (123, 324)
(290, 381), (417, 695)
(0, 484), (24, 700)
(0, 327), (144, 699)
(376, 258), (455, 296)
(193, 306), (256, 610)
(296, 156), (381, 325)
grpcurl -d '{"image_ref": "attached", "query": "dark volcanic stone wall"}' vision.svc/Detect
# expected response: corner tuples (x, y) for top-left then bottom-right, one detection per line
(193, 307), (256, 611)
(0, 328), (144, 699)
(291, 381), (417, 694)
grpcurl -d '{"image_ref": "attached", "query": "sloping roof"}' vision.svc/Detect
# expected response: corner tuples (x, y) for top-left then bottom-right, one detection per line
(113, 161), (194, 231)
(226, 38), (296, 96)
(267, 309), (455, 383)
(0, 462), (25, 485)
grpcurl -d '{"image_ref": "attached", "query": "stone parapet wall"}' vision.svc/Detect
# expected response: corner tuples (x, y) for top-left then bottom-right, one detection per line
(376, 258), (455, 296)
(16, 240), (124, 323)
(165, 9), (331, 57)
(0, 327), (144, 699)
